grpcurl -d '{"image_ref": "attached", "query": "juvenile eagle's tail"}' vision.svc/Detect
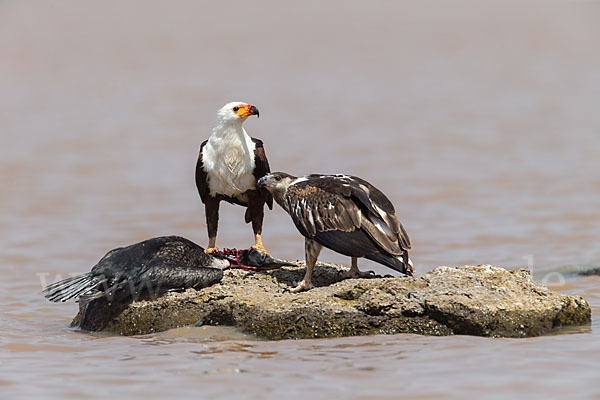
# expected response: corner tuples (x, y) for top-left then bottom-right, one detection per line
(365, 251), (414, 276)
(43, 273), (101, 302)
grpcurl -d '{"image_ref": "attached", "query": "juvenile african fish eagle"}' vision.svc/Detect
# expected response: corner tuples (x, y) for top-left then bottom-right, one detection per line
(258, 172), (413, 292)
(196, 102), (273, 254)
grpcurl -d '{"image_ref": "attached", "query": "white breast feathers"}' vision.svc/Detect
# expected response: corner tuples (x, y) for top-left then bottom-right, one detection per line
(202, 127), (257, 197)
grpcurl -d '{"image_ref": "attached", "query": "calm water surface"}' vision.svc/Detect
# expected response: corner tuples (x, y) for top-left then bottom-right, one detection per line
(1, 1), (599, 398)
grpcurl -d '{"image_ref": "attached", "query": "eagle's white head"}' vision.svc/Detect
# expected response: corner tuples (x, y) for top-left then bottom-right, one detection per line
(217, 102), (260, 124)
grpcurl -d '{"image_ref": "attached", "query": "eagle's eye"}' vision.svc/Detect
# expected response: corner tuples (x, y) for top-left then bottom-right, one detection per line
(275, 175), (282, 182)
(232, 106), (239, 112)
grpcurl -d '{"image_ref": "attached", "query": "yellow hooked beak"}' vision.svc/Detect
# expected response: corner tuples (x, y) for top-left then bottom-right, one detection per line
(234, 104), (260, 118)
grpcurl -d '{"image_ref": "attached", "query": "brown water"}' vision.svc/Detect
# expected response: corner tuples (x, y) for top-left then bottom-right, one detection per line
(1, 1), (600, 398)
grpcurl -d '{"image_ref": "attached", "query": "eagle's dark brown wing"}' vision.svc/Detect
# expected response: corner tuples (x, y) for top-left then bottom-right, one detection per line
(344, 175), (411, 250)
(195, 140), (210, 204)
(285, 182), (360, 238)
(251, 138), (273, 210)
(285, 176), (410, 256)
(304, 174), (411, 250)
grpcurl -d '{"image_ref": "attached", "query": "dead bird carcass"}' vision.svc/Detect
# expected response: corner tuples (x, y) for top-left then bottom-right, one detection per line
(43, 235), (293, 331)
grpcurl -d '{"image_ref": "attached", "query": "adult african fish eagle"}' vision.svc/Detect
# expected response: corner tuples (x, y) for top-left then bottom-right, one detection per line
(196, 102), (273, 254)
(258, 172), (413, 292)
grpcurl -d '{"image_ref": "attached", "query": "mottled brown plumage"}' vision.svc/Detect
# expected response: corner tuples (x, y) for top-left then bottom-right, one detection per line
(258, 172), (413, 292)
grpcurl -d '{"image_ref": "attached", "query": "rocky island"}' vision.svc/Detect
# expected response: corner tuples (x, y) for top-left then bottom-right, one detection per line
(70, 263), (591, 339)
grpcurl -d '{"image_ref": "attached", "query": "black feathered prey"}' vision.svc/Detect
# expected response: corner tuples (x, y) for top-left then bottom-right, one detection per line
(43, 236), (228, 330)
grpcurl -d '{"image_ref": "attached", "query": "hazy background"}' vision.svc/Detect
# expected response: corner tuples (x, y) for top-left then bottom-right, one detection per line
(1, 1), (600, 398)
(2, 1), (599, 273)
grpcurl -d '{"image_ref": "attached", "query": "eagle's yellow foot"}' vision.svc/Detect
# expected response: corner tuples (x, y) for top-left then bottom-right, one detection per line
(204, 247), (219, 254)
(251, 243), (271, 257)
(290, 280), (313, 293)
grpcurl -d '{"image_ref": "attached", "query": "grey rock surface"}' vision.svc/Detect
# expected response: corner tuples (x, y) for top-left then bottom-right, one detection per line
(73, 263), (591, 339)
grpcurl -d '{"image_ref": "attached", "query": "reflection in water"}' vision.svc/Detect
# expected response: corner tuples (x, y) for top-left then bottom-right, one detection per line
(1, 0), (599, 399)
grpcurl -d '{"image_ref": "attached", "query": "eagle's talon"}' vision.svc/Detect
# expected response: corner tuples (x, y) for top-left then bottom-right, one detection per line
(251, 244), (271, 257)
(290, 280), (312, 293)
(359, 270), (378, 279)
(204, 247), (219, 254)
(340, 269), (377, 280)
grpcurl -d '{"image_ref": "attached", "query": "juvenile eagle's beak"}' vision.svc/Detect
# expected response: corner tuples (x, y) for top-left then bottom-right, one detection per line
(257, 176), (267, 188)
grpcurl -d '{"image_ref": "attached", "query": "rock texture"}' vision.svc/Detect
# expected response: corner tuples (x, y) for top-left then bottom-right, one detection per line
(72, 263), (591, 339)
